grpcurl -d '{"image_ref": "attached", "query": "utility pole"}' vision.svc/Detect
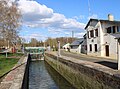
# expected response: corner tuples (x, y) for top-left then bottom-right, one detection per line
(72, 31), (74, 42)
(72, 31), (74, 38)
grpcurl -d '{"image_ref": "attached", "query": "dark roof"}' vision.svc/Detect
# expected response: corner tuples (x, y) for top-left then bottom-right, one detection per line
(85, 19), (120, 29)
(112, 33), (120, 39)
(85, 19), (98, 29)
(70, 38), (84, 46)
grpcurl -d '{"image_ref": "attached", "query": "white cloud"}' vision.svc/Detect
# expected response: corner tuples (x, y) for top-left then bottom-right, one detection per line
(79, 15), (85, 19)
(22, 33), (47, 41)
(73, 16), (79, 20)
(17, 0), (85, 32)
(48, 27), (62, 34)
(74, 32), (86, 38)
(18, 0), (53, 21)
(64, 32), (70, 35)
(88, 14), (98, 20)
(73, 15), (85, 20)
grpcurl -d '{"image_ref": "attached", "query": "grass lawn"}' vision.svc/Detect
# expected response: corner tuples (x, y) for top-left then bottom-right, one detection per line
(0, 53), (24, 77)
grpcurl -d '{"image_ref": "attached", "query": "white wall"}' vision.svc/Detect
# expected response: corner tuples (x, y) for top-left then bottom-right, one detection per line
(101, 22), (119, 59)
(86, 20), (119, 59)
(103, 34), (117, 58)
(70, 45), (81, 53)
(86, 21), (101, 56)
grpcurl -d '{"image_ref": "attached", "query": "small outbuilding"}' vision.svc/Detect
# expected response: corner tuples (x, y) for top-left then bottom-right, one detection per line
(62, 43), (70, 51)
(70, 38), (85, 53)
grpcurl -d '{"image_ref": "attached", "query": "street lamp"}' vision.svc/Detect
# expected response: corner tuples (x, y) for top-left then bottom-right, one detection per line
(58, 41), (61, 56)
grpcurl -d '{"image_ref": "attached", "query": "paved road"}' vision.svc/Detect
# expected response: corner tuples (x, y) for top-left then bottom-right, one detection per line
(60, 50), (118, 69)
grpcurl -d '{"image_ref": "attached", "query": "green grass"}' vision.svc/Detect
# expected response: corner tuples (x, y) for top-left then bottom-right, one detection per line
(0, 53), (23, 57)
(0, 53), (24, 77)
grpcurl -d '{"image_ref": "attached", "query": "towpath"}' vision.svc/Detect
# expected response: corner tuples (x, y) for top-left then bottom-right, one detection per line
(59, 50), (118, 69)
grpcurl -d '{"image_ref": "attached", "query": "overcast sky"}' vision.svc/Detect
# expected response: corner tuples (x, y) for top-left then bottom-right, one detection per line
(12, 0), (120, 41)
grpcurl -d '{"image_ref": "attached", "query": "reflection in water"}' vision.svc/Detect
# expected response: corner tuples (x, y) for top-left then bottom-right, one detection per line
(29, 61), (75, 89)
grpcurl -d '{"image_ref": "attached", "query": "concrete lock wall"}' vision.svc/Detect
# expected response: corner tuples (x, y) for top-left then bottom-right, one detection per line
(45, 52), (120, 89)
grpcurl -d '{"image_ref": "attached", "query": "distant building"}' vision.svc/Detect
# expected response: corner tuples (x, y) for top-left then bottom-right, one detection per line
(62, 43), (70, 51)
(81, 34), (87, 54)
(85, 14), (120, 59)
(70, 38), (86, 53)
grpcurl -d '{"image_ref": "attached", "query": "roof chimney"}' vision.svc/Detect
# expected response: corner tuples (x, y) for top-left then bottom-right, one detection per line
(108, 14), (114, 21)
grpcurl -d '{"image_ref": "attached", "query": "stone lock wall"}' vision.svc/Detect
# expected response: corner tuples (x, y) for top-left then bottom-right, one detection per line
(45, 52), (120, 89)
(0, 54), (31, 89)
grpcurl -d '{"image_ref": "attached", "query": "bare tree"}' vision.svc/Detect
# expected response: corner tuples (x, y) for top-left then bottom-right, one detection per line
(0, 0), (21, 48)
(45, 37), (76, 49)
(30, 38), (38, 47)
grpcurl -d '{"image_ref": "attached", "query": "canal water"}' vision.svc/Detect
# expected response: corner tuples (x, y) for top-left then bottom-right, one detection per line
(29, 60), (75, 89)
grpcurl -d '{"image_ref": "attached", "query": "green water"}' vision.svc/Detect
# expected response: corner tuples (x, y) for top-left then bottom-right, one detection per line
(29, 61), (75, 89)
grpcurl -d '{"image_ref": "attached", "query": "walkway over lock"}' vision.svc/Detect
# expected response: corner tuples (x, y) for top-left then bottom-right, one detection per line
(25, 47), (45, 60)
(25, 47), (45, 54)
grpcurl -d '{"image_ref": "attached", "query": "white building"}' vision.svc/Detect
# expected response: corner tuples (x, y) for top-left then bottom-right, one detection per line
(85, 14), (120, 59)
(62, 43), (70, 51)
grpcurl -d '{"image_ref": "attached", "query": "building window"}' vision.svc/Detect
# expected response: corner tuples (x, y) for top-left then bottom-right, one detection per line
(107, 27), (111, 33)
(95, 44), (97, 52)
(117, 26), (120, 32)
(87, 31), (90, 38)
(90, 30), (94, 37)
(113, 26), (116, 33)
(95, 29), (98, 37)
(90, 44), (92, 51)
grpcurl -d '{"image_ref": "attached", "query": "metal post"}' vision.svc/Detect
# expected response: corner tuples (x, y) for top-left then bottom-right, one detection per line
(58, 41), (61, 56)
(6, 52), (7, 58)
(118, 39), (120, 70)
